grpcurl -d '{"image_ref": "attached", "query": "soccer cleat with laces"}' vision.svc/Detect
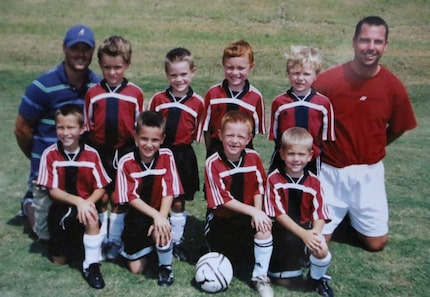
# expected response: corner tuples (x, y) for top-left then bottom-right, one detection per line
(158, 265), (174, 286)
(308, 274), (334, 297)
(252, 275), (274, 297)
(83, 263), (105, 289)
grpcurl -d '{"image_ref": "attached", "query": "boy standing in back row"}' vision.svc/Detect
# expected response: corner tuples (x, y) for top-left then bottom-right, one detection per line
(202, 40), (266, 158)
(84, 36), (144, 259)
(148, 48), (204, 261)
(268, 45), (335, 174)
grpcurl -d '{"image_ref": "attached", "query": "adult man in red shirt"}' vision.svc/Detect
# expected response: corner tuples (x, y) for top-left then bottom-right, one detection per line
(313, 16), (417, 252)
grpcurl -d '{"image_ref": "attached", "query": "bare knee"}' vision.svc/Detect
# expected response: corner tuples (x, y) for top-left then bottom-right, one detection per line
(358, 234), (388, 252)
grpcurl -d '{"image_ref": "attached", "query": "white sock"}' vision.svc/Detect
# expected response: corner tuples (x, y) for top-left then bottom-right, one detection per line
(99, 211), (108, 244)
(156, 240), (173, 266)
(83, 233), (103, 270)
(108, 212), (124, 245)
(310, 252), (332, 280)
(252, 235), (273, 278)
(169, 211), (187, 245)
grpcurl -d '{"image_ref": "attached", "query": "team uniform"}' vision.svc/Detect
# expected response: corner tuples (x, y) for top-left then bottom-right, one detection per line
(204, 149), (267, 267)
(313, 62), (417, 236)
(148, 87), (204, 200)
(36, 141), (111, 258)
(114, 148), (183, 260)
(18, 62), (100, 239)
(84, 78), (144, 190)
(265, 167), (330, 277)
(268, 87), (335, 173)
(202, 79), (266, 156)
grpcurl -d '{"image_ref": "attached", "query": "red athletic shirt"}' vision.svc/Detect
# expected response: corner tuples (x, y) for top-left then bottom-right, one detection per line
(203, 80), (266, 140)
(84, 79), (144, 149)
(268, 88), (335, 157)
(313, 62), (417, 167)
(115, 148), (183, 209)
(37, 142), (111, 198)
(148, 87), (204, 145)
(265, 169), (330, 225)
(205, 149), (266, 218)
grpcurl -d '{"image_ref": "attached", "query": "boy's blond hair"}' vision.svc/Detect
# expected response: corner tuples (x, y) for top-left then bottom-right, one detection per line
(285, 45), (322, 75)
(97, 36), (132, 64)
(280, 127), (313, 151)
(164, 47), (195, 73)
(222, 39), (254, 65)
(220, 110), (253, 135)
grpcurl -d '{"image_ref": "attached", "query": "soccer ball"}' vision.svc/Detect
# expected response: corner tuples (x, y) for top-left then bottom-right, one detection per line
(195, 252), (233, 293)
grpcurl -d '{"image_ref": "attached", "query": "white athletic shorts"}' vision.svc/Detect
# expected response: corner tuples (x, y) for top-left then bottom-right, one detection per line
(320, 161), (389, 237)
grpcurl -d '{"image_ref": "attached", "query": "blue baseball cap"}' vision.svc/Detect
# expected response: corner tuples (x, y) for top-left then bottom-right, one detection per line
(64, 24), (95, 48)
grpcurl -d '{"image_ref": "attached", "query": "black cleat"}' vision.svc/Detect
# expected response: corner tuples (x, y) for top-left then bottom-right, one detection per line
(83, 263), (105, 289)
(158, 265), (174, 286)
(308, 274), (333, 297)
(173, 242), (189, 261)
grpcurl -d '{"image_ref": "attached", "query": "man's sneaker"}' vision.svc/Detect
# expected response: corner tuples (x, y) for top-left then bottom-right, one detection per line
(251, 275), (274, 297)
(158, 265), (174, 286)
(173, 242), (188, 261)
(83, 263), (105, 289)
(105, 242), (121, 260)
(308, 274), (333, 297)
(18, 191), (33, 217)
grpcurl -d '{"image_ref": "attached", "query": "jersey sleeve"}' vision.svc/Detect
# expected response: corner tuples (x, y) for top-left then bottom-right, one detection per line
(204, 156), (234, 208)
(36, 146), (55, 189)
(161, 149), (184, 198)
(115, 156), (140, 204)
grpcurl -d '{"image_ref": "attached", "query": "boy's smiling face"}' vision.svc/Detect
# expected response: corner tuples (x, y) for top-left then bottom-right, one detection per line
(166, 60), (195, 97)
(55, 114), (84, 152)
(135, 125), (165, 163)
(219, 121), (252, 162)
(223, 57), (254, 92)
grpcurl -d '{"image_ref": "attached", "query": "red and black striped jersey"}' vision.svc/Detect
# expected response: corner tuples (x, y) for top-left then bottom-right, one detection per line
(148, 87), (204, 145)
(268, 88), (335, 157)
(265, 168), (330, 225)
(205, 149), (266, 218)
(203, 79), (266, 140)
(37, 142), (111, 199)
(115, 148), (183, 210)
(84, 78), (144, 149)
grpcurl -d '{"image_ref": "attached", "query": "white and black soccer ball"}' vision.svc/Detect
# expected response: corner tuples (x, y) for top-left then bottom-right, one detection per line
(194, 252), (233, 293)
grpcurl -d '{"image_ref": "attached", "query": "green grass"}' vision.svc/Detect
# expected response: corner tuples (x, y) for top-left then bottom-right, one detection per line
(1, 0), (430, 296)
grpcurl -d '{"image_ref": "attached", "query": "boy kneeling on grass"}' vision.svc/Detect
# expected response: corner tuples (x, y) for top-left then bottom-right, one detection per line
(114, 111), (184, 287)
(265, 127), (334, 297)
(37, 104), (111, 289)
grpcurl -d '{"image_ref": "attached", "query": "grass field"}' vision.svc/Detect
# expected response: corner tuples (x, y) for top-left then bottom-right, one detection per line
(1, 0), (429, 296)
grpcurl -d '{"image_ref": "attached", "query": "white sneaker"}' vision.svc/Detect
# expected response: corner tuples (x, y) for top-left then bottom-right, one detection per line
(252, 275), (274, 297)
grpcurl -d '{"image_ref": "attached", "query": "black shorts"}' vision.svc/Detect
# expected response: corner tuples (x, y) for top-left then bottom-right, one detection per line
(93, 142), (135, 193)
(121, 208), (156, 260)
(269, 221), (311, 274)
(48, 202), (85, 260)
(165, 144), (199, 200)
(205, 212), (255, 267)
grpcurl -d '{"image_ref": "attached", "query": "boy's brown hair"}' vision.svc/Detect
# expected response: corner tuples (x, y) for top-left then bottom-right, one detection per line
(164, 47), (195, 73)
(97, 35), (132, 64)
(55, 104), (84, 126)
